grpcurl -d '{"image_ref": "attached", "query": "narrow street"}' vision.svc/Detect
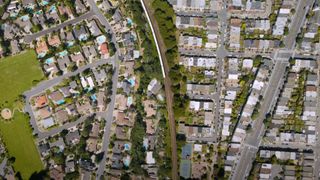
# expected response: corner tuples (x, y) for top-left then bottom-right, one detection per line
(24, 57), (115, 136)
(215, 0), (228, 140)
(230, 0), (315, 179)
(24, 11), (95, 43)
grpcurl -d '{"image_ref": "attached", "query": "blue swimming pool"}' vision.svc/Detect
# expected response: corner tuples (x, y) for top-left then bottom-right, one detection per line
(35, 10), (43, 15)
(45, 57), (54, 64)
(20, 15), (30, 21)
(49, 5), (56, 13)
(37, 52), (46, 58)
(40, 0), (49, 6)
(127, 18), (133, 26)
(90, 94), (97, 101)
(57, 50), (68, 57)
(127, 96), (132, 107)
(79, 34), (88, 41)
(96, 35), (106, 45)
(124, 143), (130, 151)
(56, 99), (65, 105)
(67, 41), (74, 47)
(123, 156), (131, 167)
(128, 78), (135, 87)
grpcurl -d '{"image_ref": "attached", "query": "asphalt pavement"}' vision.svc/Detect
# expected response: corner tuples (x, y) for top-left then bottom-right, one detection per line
(95, 54), (119, 179)
(231, 60), (288, 180)
(24, 11), (95, 43)
(230, 1), (315, 178)
(84, 0), (121, 178)
(24, 57), (114, 136)
(214, 0), (228, 140)
(284, 0), (315, 50)
(0, 158), (7, 177)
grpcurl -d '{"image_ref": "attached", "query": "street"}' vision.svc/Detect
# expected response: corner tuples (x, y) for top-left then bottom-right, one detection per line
(231, 60), (288, 180)
(24, 57), (114, 136)
(214, 0), (228, 140)
(230, 0), (316, 179)
(21, 0), (121, 178)
(84, 0), (121, 178)
(24, 11), (95, 43)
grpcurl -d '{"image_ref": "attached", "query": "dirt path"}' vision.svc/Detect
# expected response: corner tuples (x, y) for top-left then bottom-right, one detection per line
(141, 0), (178, 179)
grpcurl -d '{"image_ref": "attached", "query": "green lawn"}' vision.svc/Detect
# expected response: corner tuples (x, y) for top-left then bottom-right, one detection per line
(0, 50), (44, 179)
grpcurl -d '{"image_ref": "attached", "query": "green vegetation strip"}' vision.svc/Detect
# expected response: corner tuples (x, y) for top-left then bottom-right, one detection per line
(125, 0), (170, 176)
(152, 0), (189, 118)
(0, 50), (44, 179)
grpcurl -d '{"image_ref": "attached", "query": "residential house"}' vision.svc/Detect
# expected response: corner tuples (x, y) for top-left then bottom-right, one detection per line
(35, 94), (48, 108)
(65, 130), (80, 145)
(147, 79), (162, 96)
(49, 91), (65, 105)
(48, 35), (61, 47)
(57, 55), (71, 72)
(73, 25), (88, 41)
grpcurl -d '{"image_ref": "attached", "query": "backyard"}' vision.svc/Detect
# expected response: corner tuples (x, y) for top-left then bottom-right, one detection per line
(0, 50), (44, 178)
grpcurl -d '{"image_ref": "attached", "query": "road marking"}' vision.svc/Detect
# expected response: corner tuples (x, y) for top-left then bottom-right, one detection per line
(140, 0), (166, 78)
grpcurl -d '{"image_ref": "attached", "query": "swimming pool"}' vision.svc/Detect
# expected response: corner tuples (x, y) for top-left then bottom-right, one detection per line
(127, 96), (133, 107)
(128, 78), (135, 87)
(143, 138), (148, 150)
(40, 0), (49, 6)
(123, 156), (131, 167)
(90, 94), (97, 101)
(57, 50), (68, 57)
(127, 18), (133, 26)
(49, 5), (57, 13)
(20, 15), (30, 21)
(45, 57), (54, 64)
(56, 99), (65, 105)
(124, 143), (130, 151)
(96, 35), (106, 45)
(66, 41), (74, 47)
(35, 10), (43, 15)
(79, 34), (88, 41)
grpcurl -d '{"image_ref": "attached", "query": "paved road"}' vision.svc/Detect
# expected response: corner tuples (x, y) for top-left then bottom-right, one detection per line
(214, 0), (228, 141)
(284, 0), (315, 50)
(24, 57), (114, 136)
(37, 112), (107, 140)
(141, 0), (178, 179)
(87, 0), (118, 48)
(21, 0), (119, 177)
(24, 11), (95, 43)
(231, 60), (288, 180)
(0, 158), (7, 177)
(261, 142), (313, 151)
(85, 0), (121, 178)
(230, 1), (315, 178)
(95, 54), (119, 179)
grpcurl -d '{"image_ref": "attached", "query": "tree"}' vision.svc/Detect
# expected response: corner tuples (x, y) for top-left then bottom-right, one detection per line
(95, 152), (104, 163)
(29, 170), (50, 180)
(217, 167), (225, 177)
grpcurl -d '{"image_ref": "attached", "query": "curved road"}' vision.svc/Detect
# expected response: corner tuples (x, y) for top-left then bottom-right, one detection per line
(141, 0), (178, 179)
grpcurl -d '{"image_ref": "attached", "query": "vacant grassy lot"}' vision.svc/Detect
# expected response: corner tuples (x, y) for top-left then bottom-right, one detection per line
(0, 50), (44, 178)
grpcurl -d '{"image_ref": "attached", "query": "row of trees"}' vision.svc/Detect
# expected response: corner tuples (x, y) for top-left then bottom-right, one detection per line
(151, 0), (189, 118)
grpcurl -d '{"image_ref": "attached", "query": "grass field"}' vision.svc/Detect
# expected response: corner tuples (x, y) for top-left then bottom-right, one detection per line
(0, 50), (44, 179)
